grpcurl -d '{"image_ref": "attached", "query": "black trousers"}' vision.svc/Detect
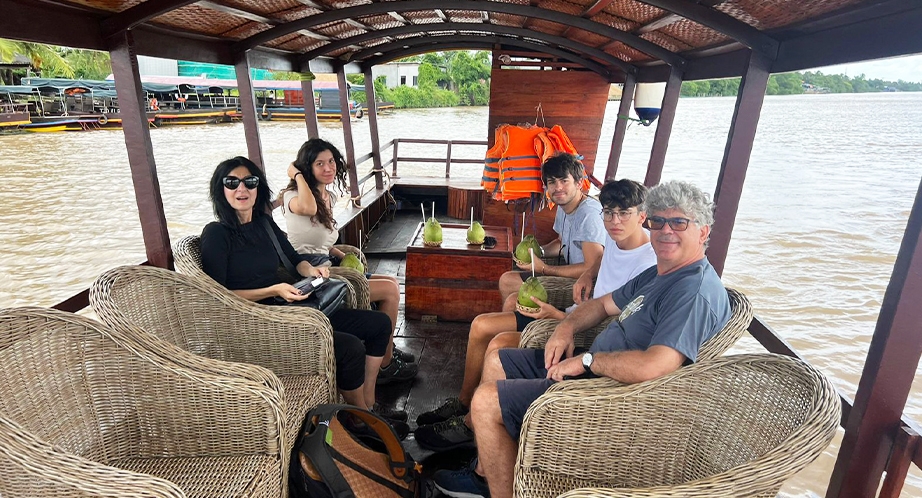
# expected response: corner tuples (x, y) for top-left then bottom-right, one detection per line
(275, 305), (391, 391)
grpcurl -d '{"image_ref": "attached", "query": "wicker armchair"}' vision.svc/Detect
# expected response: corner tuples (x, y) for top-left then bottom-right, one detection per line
(172, 235), (371, 310)
(0, 307), (285, 498)
(89, 265), (337, 478)
(515, 353), (841, 498)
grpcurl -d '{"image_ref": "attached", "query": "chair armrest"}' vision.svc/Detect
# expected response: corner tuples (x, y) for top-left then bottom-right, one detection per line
(329, 267), (371, 309)
(520, 317), (615, 350)
(0, 417), (186, 498)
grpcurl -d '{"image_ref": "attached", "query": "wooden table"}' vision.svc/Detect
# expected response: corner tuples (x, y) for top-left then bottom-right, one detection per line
(405, 223), (513, 322)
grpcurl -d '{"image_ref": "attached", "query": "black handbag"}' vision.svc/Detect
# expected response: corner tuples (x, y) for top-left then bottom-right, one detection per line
(260, 217), (348, 316)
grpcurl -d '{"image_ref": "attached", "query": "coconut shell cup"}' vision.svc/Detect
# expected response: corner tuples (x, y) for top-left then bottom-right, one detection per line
(467, 238), (485, 245)
(513, 257), (533, 267)
(423, 240), (442, 247)
(515, 303), (540, 314)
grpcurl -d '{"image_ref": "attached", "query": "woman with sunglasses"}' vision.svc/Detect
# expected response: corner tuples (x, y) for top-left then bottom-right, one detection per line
(200, 156), (409, 435)
(280, 138), (417, 385)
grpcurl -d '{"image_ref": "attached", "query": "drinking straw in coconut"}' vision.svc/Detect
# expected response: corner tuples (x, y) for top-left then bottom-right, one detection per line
(432, 201), (435, 220)
(421, 204), (426, 224)
(358, 230), (362, 251)
(470, 207), (474, 227)
(530, 248), (535, 279)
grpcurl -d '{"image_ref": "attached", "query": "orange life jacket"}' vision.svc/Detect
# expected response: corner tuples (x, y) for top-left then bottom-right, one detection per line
(497, 125), (545, 200)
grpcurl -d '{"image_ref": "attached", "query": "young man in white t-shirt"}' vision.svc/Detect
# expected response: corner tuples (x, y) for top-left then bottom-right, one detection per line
(414, 179), (656, 452)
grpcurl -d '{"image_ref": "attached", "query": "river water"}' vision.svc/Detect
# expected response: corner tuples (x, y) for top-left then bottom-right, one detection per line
(2, 93), (921, 496)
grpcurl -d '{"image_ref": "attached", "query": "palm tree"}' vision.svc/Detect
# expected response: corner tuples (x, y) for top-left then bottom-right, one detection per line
(0, 38), (74, 84)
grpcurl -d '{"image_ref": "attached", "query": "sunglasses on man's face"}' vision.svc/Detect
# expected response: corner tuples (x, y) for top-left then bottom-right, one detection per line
(643, 216), (696, 231)
(223, 175), (260, 190)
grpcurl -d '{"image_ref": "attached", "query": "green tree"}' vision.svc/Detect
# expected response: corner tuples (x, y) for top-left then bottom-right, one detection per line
(62, 48), (110, 80)
(0, 38), (73, 84)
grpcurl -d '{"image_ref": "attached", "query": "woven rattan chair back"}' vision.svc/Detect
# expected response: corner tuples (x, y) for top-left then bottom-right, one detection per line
(0, 307), (284, 498)
(516, 354), (841, 498)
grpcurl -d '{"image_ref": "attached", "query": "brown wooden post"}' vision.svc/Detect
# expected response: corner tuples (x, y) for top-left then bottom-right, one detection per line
(604, 72), (636, 181)
(643, 66), (683, 187)
(707, 50), (771, 277)
(300, 76), (320, 138)
(234, 51), (264, 169)
(107, 31), (172, 269)
(878, 427), (920, 498)
(363, 66), (384, 190)
(827, 179), (922, 498)
(337, 66), (361, 202)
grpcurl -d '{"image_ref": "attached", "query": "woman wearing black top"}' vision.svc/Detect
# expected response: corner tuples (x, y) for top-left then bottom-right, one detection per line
(200, 156), (407, 430)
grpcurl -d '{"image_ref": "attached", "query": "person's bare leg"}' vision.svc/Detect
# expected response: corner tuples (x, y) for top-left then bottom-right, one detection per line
(498, 271), (524, 304)
(368, 278), (400, 367)
(471, 358), (516, 498)
(484, 332), (523, 360)
(341, 387), (367, 409)
(364, 355), (384, 407)
(502, 292), (520, 312)
(459, 312), (518, 406)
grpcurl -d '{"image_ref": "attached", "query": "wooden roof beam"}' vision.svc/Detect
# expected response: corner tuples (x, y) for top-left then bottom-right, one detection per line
(358, 36), (613, 79)
(100, 0), (198, 37)
(234, 0), (685, 67)
(633, 0), (725, 35)
(296, 22), (635, 74)
(198, 1), (274, 25)
(635, 0), (777, 57)
(560, 0), (616, 37)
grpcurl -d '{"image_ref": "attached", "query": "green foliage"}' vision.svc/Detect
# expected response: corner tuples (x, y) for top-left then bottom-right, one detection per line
(62, 48), (110, 80)
(684, 70), (922, 97)
(0, 38), (74, 83)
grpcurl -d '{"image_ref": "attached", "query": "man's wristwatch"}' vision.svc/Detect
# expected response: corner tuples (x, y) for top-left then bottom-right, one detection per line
(581, 352), (594, 373)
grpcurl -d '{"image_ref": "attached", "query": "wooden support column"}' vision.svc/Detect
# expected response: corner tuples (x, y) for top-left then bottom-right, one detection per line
(827, 179), (922, 497)
(643, 66), (683, 187)
(337, 67), (361, 202)
(300, 77), (320, 138)
(107, 31), (172, 269)
(363, 66), (384, 190)
(707, 50), (771, 277)
(604, 72), (636, 181)
(234, 51), (264, 169)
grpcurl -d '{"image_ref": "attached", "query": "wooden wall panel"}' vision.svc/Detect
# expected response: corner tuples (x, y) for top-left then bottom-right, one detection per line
(487, 68), (611, 177)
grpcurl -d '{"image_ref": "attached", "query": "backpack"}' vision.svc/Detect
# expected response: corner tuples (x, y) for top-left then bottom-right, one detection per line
(290, 404), (424, 498)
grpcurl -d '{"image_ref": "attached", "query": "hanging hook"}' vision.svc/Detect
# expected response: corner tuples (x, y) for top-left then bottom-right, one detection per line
(535, 103), (546, 128)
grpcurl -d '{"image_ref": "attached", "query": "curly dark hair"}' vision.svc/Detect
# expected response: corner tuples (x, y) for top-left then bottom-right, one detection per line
(599, 179), (646, 211)
(208, 156), (273, 228)
(283, 138), (348, 230)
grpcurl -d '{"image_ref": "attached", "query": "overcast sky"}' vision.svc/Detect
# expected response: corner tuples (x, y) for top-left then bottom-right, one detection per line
(810, 53), (922, 83)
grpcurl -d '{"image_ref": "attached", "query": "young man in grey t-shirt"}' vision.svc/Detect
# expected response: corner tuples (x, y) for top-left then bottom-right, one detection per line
(497, 153), (607, 310)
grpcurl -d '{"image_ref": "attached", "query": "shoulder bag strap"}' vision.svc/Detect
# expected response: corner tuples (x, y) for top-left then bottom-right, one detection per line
(259, 216), (299, 276)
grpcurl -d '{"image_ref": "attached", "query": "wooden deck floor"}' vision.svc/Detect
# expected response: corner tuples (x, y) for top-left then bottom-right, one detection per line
(363, 209), (480, 473)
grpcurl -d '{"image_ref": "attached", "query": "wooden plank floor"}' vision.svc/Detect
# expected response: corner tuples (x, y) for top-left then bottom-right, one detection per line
(365, 209), (482, 476)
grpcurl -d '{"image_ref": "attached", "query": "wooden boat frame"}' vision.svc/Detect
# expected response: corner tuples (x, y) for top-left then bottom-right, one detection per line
(4, 1), (922, 496)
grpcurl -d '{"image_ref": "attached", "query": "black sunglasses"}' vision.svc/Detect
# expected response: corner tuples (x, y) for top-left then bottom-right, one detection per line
(643, 216), (696, 231)
(222, 175), (260, 190)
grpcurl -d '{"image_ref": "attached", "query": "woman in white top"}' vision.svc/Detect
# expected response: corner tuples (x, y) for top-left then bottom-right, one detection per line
(281, 138), (416, 383)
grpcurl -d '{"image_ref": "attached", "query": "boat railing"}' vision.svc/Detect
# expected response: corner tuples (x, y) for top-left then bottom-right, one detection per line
(353, 138), (488, 187)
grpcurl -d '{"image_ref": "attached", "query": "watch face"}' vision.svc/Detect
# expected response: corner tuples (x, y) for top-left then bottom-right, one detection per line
(582, 352), (593, 369)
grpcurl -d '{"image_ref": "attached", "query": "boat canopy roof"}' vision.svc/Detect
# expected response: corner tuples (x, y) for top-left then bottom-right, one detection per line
(4, 0), (920, 82)
(0, 85), (37, 95)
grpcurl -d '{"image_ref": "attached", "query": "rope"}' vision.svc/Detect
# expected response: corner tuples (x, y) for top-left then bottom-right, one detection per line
(616, 114), (655, 127)
(534, 103), (546, 128)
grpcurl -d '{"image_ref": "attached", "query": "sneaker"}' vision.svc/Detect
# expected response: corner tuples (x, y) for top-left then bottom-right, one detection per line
(372, 402), (409, 422)
(377, 355), (419, 385)
(393, 347), (416, 363)
(432, 459), (489, 498)
(416, 396), (469, 425)
(415, 414), (475, 451)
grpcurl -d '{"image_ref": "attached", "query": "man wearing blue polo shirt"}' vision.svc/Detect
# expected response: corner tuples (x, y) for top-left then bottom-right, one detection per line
(433, 180), (733, 498)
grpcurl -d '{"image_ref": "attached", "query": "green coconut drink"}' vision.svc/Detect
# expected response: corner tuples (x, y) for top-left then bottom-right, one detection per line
(467, 221), (485, 245)
(516, 276), (548, 313)
(515, 234), (543, 265)
(340, 252), (365, 273)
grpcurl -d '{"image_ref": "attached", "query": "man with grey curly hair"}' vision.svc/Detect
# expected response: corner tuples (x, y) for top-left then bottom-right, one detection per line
(433, 180), (732, 498)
